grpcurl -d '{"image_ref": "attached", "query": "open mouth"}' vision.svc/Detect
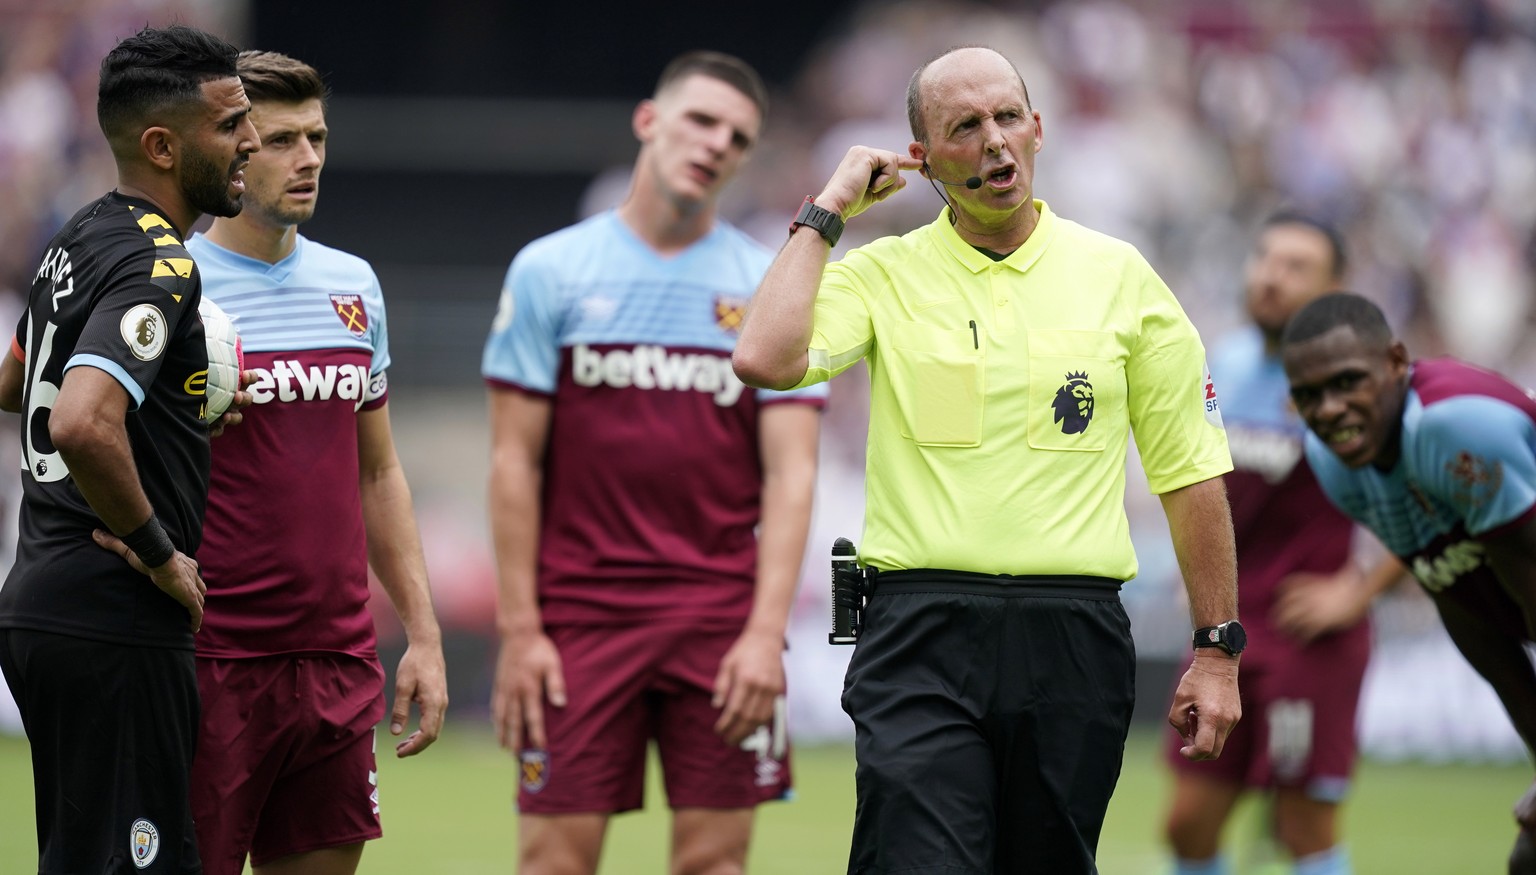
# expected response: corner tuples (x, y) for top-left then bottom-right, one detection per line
(985, 166), (1017, 187)
(688, 162), (719, 185)
(230, 168), (246, 194)
(287, 181), (318, 198)
(1326, 426), (1362, 446)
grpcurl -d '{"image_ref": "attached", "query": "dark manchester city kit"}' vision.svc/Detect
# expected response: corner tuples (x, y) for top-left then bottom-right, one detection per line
(0, 191), (211, 873)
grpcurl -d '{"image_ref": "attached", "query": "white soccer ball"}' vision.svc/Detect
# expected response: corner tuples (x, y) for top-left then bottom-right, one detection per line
(198, 296), (244, 425)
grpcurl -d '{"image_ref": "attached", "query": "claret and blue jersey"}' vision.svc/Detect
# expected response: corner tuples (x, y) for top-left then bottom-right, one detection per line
(1306, 358), (1536, 593)
(481, 212), (825, 625)
(186, 232), (390, 659)
(1211, 327), (1357, 655)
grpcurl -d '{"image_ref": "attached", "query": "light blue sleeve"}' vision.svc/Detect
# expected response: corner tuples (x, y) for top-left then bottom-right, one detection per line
(1416, 397), (1536, 536)
(482, 248), (563, 393)
(366, 268), (391, 376)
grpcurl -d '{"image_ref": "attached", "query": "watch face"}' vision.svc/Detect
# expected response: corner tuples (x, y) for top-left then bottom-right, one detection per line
(1224, 620), (1247, 654)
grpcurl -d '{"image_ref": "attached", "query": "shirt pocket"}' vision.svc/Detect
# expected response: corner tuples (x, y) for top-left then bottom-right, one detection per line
(888, 320), (985, 447)
(1026, 329), (1124, 452)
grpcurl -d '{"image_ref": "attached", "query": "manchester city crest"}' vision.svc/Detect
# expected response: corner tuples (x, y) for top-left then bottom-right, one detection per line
(130, 818), (159, 869)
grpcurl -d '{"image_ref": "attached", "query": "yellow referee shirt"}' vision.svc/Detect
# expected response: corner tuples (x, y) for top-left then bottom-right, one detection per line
(795, 200), (1232, 580)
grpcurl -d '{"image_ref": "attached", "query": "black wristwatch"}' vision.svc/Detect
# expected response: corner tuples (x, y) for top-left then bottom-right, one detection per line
(1192, 620), (1246, 656)
(789, 196), (844, 247)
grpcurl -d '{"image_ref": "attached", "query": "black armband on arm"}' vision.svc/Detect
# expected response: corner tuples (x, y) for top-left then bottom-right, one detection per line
(122, 515), (176, 569)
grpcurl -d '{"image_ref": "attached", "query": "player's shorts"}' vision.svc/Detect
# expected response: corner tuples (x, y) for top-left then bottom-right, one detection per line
(517, 621), (791, 815)
(1166, 624), (1371, 800)
(191, 653), (385, 873)
(0, 628), (200, 874)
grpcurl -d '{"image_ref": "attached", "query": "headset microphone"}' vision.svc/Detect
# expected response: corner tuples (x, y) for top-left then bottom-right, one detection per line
(921, 163), (983, 225)
(939, 174), (984, 190)
(923, 163), (983, 190)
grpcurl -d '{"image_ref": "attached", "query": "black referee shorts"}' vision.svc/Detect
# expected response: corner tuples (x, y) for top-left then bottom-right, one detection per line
(841, 572), (1136, 875)
(0, 628), (201, 874)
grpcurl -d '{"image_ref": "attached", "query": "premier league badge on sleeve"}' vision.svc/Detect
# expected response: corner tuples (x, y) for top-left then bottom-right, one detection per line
(1203, 361), (1224, 429)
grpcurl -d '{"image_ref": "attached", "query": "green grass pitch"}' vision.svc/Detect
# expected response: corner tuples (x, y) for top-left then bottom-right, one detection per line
(0, 727), (1525, 873)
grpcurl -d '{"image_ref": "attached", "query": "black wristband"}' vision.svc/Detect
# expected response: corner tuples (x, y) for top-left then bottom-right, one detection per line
(789, 196), (845, 247)
(121, 515), (176, 569)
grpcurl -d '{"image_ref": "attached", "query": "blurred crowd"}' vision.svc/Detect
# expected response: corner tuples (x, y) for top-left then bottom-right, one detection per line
(2, 0), (1534, 755)
(727, 0), (1536, 378)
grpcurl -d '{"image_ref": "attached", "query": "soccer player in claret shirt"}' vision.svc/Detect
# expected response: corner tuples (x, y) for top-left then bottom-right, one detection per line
(181, 50), (448, 875)
(0, 25), (257, 873)
(1162, 215), (1403, 875)
(482, 51), (823, 875)
(1282, 292), (1536, 875)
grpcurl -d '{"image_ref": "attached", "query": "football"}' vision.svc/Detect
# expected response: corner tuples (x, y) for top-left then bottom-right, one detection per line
(198, 296), (244, 425)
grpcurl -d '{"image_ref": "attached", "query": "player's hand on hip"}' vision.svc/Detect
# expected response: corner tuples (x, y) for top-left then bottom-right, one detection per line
(815, 146), (924, 222)
(391, 642), (449, 758)
(94, 529), (206, 632)
(712, 626), (786, 747)
(492, 630), (566, 753)
(1168, 651), (1241, 761)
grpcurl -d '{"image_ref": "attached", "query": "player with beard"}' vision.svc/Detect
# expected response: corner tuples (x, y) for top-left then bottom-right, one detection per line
(179, 51), (447, 875)
(0, 24), (257, 873)
(1282, 292), (1536, 875)
(1161, 214), (1402, 875)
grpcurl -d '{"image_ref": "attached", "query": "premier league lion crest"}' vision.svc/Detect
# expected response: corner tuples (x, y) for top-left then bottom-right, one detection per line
(1052, 371), (1095, 435)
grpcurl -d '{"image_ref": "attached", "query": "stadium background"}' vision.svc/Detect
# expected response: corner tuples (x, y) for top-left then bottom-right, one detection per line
(0, 0), (1533, 870)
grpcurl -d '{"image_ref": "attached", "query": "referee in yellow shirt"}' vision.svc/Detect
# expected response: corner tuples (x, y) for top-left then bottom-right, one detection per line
(735, 46), (1243, 874)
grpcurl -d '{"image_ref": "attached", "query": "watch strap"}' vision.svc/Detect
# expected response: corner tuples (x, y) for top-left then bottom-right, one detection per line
(1192, 625), (1225, 649)
(789, 196), (844, 247)
(1192, 619), (1245, 655)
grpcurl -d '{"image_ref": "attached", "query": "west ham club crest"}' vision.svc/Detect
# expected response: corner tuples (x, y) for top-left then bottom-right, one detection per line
(330, 293), (368, 338)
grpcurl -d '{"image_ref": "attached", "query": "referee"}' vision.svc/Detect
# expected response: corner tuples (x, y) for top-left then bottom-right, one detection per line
(734, 46), (1242, 874)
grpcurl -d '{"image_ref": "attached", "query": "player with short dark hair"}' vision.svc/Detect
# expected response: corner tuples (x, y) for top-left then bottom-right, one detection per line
(1161, 215), (1399, 875)
(1282, 291), (1536, 875)
(483, 49), (823, 875)
(180, 49), (448, 875)
(0, 23), (258, 872)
